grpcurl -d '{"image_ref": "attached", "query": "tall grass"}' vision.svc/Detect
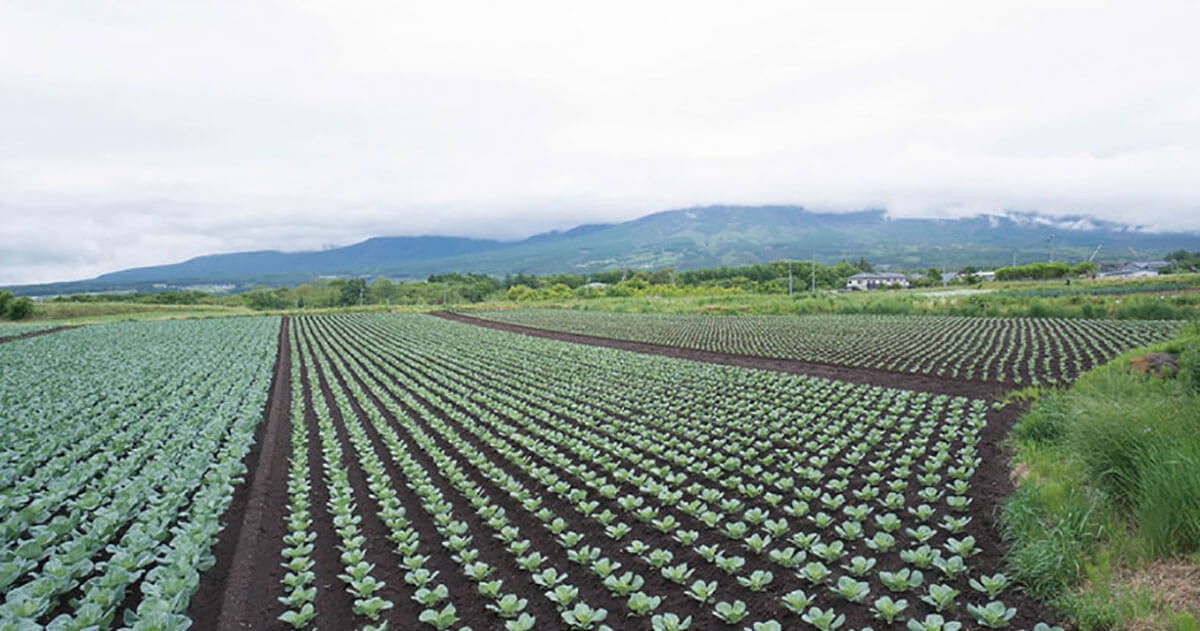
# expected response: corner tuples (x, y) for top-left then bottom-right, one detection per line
(1002, 326), (1200, 620)
(1134, 445), (1200, 557)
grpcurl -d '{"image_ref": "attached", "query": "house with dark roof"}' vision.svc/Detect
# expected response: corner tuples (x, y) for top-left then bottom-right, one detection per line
(846, 272), (910, 291)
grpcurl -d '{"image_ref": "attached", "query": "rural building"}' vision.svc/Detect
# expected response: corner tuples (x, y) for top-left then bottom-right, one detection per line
(846, 272), (910, 291)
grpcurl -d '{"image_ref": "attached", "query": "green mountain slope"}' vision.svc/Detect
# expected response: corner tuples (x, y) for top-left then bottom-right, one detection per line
(7, 206), (1198, 295)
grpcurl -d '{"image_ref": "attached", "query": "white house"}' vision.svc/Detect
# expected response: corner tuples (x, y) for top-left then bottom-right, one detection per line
(847, 272), (910, 291)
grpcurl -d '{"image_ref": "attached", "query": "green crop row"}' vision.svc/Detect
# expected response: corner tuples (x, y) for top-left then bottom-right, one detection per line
(470, 310), (1180, 385)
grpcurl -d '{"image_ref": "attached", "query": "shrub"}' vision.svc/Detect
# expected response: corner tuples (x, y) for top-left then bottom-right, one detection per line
(6, 296), (33, 320)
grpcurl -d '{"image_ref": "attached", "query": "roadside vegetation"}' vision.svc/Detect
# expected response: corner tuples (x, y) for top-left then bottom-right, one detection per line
(16, 300), (253, 325)
(999, 321), (1200, 631)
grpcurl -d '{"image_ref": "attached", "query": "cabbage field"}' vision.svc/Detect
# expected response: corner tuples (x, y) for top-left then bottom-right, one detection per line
(254, 313), (1058, 630)
(468, 309), (1181, 385)
(1, 312), (1077, 629)
(0, 317), (280, 630)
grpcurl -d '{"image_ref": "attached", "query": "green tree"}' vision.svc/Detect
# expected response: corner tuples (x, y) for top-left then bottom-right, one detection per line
(330, 278), (368, 306)
(0, 290), (12, 314)
(6, 296), (34, 320)
(543, 283), (574, 300)
(649, 268), (676, 285)
(506, 285), (536, 301)
(241, 287), (289, 310)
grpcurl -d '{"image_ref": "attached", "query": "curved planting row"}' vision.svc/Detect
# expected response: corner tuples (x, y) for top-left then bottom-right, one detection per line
(0, 317), (279, 630)
(469, 310), (1180, 385)
(277, 313), (1060, 630)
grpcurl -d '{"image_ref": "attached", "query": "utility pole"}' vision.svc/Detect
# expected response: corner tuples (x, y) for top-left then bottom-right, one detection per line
(810, 255), (816, 294)
(1048, 234), (1055, 263)
(788, 262), (793, 296)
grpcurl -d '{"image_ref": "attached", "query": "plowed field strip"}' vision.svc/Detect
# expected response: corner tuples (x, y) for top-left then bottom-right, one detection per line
(189, 317), (292, 630)
(433, 311), (1010, 399)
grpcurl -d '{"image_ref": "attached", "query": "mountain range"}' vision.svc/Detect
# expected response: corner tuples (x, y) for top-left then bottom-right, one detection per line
(9, 206), (1199, 296)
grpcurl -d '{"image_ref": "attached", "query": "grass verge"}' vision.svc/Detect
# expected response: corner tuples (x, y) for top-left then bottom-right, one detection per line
(1000, 322), (1200, 630)
(26, 301), (255, 325)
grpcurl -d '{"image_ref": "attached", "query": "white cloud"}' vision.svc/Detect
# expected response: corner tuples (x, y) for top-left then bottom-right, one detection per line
(1, 0), (1199, 283)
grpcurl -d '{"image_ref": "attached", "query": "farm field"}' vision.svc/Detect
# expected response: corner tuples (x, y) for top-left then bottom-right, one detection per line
(2, 311), (1099, 630)
(0, 317), (280, 630)
(0, 323), (68, 343)
(226, 313), (1059, 630)
(465, 309), (1182, 385)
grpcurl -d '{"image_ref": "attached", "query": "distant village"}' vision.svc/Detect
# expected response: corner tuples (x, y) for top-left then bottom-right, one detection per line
(845, 260), (1174, 291)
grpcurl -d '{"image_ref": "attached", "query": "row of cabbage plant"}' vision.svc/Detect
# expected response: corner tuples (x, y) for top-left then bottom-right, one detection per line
(276, 313), (1063, 630)
(0, 317), (279, 631)
(471, 310), (1180, 384)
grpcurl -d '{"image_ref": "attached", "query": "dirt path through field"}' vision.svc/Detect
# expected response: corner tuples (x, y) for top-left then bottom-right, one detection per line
(0, 325), (75, 344)
(189, 316), (292, 631)
(433, 311), (1015, 400)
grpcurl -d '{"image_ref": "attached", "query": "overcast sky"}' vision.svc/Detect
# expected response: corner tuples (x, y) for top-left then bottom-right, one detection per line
(2, 1), (1199, 284)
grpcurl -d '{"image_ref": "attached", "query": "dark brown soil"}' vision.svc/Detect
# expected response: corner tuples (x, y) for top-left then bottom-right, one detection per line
(433, 311), (1016, 399)
(0, 325), (74, 344)
(189, 317), (292, 630)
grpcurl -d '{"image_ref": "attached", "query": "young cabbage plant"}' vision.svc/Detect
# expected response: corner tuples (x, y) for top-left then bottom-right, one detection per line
(969, 573), (1010, 599)
(626, 591), (662, 617)
(907, 613), (963, 631)
(487, 594), (529, 619)
(505, 613), (537, 631)
(872, 596), (909, 623)
(967, 601), (1017, 629)
(560, 602), (609, 630)
(685, 579), (719, 604)
(737, 570), (774, 592)
(801, 607), (846, 631)
(829, 576), (870, 603)
(418, 603), (458, 630)
(920, 584), (960, 613)
(713, 600), (749, 624)
(779, 589), (814, 614)
(651, 612), (693, 631)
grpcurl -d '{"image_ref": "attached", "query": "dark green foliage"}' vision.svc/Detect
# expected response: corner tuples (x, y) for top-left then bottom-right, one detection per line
(6, 296), (33, 320)
(331, 278), (369, 306)
(49, 290), (217, 305)
(995, 263), (1071, 281)
(0, 290), (12, 314)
